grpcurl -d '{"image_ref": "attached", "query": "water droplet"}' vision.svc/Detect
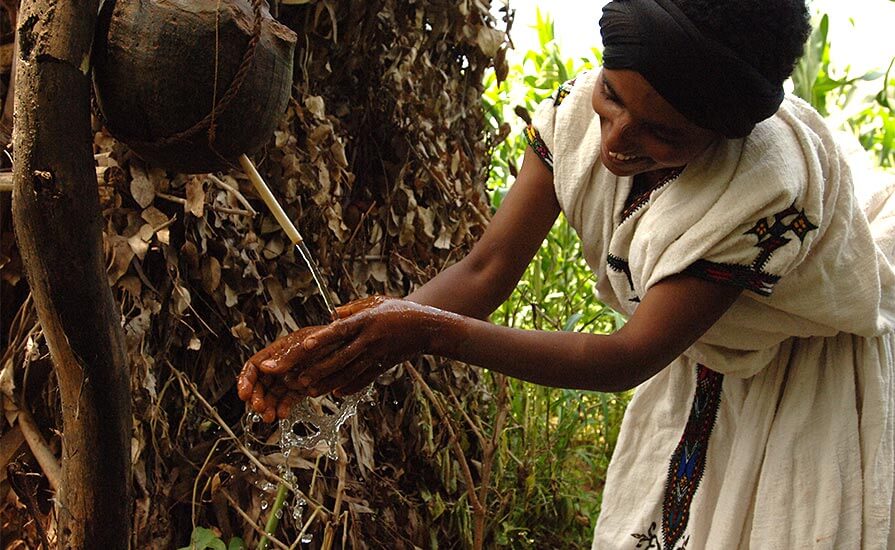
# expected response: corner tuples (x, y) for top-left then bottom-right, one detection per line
(261, 500), (269, 510)
(300, 533), (313, 544)
(240, 465), (247, 472)
(275, 509), (283, 519)
(251, 414), (261, 423)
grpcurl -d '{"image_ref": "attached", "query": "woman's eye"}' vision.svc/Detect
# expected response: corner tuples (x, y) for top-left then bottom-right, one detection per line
(651, 130), (677, 144)
(601, 83), (618, 103)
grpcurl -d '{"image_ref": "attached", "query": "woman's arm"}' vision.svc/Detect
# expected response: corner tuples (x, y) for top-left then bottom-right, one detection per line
(405, 147), (560, 319)
(291, 273), (742, 396)
(436, 274), (741, 392)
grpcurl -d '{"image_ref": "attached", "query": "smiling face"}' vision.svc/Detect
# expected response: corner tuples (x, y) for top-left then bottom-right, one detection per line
(591, 68), (721, 177)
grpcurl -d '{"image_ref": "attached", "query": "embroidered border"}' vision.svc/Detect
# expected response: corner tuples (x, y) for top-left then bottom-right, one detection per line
(524, 124), (554, 172)
(660, 365), (723, 549)
(621, 168), (683, 222)
(554, 77), (577, 106)
(744, 201), (817, 271)
(684, 202), (817, 296)
(607, 253), (640, 302)
(683, 259), (780, 297)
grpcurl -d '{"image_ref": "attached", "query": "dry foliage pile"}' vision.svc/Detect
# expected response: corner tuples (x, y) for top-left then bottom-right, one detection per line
(1, 0), (515, 548)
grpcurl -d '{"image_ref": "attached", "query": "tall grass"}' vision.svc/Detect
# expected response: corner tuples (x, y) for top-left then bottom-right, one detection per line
(481, 12), (630, 546)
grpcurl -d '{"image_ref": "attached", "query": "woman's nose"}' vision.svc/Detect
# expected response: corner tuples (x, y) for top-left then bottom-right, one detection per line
(603, 112), (635, 152)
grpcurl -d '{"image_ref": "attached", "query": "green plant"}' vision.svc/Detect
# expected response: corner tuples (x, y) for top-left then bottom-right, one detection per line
(791, 14), (883, 117)
(179, 527), (245, 550)
(848, 60), (895, 167)
(481, 11), (631, 548)
(790, 12), (894, 168)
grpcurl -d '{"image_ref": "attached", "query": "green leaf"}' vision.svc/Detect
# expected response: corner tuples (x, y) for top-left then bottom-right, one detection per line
(178, 527), (226, 550)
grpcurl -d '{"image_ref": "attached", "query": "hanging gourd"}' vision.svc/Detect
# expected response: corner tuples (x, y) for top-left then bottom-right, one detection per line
(92, 0), (297, 173)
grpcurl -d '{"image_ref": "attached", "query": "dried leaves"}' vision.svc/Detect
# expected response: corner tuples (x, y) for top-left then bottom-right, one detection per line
(2, 0), (510, 547)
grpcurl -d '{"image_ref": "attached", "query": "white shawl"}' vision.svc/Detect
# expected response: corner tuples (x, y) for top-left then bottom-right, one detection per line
(531, 70), (895, 378)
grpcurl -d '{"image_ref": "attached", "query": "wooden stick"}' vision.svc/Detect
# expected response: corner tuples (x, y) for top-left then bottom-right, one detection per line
(15, 405), (61, 491)
(207, 173), (257, 215)
(239, 154), (302, 244)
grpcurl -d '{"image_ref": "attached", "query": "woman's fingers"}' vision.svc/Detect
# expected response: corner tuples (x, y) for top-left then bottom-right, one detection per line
(258, 321), (361, 375)
(237, 362), (258, 401)
(276, 393), (296, 420)
(297, 336), (370, 390)
(247, 325), (328, 375)
(335, 296), (389, 319)
(251, 382), (267, 413)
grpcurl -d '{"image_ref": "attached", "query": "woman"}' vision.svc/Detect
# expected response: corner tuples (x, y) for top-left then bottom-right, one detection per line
(239, 0), (895, 546)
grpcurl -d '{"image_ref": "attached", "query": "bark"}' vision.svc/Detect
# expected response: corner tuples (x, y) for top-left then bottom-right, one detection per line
(11, 1), (131, 548)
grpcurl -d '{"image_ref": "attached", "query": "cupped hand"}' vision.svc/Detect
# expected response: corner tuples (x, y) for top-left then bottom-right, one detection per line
(272, 297), (457, 398)
(237, 325), (325, 422)
(235, 297), (404, 422)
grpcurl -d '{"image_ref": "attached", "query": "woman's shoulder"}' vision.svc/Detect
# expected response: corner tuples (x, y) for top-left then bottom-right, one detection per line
(742, 96), (836, 170)
(553, 70), (600, 107)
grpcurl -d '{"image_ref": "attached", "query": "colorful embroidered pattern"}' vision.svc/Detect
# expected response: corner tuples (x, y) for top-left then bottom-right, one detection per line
(684, 259), (781, 296)
(684, 202), (818, 296)
(621, 168), (683, 222)
(744, 201), (817, 271)
(524, 77), (577, 173)
(554, 78), (577, 106)
(660, 365), (723, 549)
(632, 521), (689, 549)
(524, 125), (554, 171)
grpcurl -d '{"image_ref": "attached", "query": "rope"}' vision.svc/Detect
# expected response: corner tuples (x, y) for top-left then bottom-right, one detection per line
(94, 0), (266, 168)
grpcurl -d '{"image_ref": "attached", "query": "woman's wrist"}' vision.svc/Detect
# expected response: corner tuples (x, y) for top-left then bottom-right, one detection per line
(414, 302), (469, 358)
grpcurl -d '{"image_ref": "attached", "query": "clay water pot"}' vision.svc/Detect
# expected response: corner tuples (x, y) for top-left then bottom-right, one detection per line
(92, 0), (297, 173)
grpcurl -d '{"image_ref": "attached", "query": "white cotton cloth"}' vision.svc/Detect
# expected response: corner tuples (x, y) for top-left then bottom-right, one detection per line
(529, 69), (895, 549)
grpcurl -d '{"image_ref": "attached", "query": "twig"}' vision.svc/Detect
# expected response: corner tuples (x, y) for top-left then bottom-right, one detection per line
(192, 438), (223, 529)
(165, 364), (329, 517)
(447, 384), (485, 442)
(289, 506), (321, 550)
(0, 167), (106, 192)
(405, 364), (483, 515)
(7, 462), (51, 550)
(16, 403), (61, 491)
(221, 489), (291, 550)
(156, 191), (255, 217)
(474, 373), (510, 547)
(207, 173), (257, 216)
(321, 444), (347, 550)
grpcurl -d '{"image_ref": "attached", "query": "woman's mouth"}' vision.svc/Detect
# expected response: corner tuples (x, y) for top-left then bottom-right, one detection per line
(607, 151), (644, 163)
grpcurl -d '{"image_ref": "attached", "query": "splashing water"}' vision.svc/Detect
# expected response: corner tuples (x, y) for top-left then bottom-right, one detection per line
(239, 154), (377, 533)
(240, 153), (375, 456)
(279, 384), (376, 460)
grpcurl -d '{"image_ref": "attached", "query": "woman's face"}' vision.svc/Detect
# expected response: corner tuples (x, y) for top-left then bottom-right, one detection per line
(591, 68), (721, 177)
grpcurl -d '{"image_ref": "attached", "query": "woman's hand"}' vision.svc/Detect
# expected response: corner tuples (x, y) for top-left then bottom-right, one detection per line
(235, 296), (453, 421)
(266, 297), (459, 398)
(237, 325), (324, 422)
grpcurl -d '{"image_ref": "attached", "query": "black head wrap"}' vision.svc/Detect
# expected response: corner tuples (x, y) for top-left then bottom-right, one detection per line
(599, 0), (784, 138)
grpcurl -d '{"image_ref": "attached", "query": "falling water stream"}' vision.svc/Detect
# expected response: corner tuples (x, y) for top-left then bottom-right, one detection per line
(239, 155), (375, 543)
